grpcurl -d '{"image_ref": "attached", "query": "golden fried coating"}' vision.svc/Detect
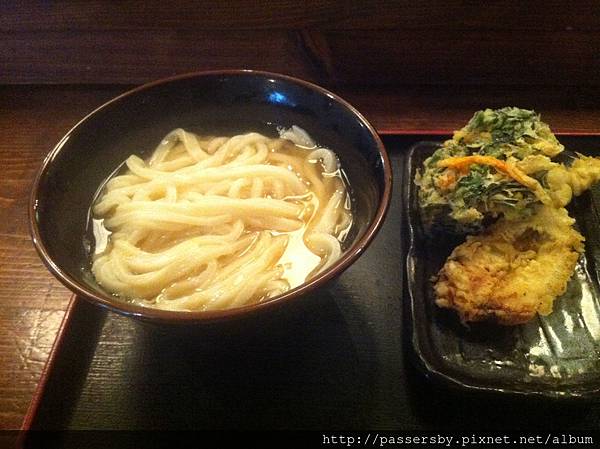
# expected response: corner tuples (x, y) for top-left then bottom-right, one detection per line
(434, 206), (584, 325)
(547, 154), (600, 207)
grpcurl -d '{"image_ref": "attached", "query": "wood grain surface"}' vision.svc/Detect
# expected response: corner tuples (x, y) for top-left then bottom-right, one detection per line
(1, 0), (599, 435)
(2, 83), (600, 430)
(0, 85), (124, 429)
(3, 1), (598, 31)
(2, 2), (600, 85)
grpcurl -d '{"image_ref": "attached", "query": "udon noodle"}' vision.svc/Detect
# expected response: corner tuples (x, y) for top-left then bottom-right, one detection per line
(91, 127), (353, 311)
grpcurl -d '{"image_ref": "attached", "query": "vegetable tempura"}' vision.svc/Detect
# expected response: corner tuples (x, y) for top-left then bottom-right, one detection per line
(416, 107), (600, 325)
(434, 206), (584, 325)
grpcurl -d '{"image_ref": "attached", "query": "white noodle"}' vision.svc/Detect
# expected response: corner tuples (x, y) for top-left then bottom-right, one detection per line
(91, 129), (352, 311)
(278, 125), (315, 148)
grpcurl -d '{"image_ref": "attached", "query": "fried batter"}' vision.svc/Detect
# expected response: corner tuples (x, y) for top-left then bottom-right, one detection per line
(434, 206), (584, 325)
(417, 108), (600, 325)
(547, 154), (600, 207)
(416, 107), (564, 234)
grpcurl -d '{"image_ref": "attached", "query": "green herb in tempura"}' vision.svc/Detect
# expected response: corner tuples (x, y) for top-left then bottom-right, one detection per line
(415, 107), (564, 234)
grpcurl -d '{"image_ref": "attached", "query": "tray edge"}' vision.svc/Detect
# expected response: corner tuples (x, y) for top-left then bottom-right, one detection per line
(20, 295), (80, 433)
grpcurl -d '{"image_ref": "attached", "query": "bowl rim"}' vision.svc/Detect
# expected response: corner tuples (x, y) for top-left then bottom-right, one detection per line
(29, 69), (393, 323)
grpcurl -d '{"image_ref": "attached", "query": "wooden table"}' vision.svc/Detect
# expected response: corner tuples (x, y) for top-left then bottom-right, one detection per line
(2, 83), (600, 429)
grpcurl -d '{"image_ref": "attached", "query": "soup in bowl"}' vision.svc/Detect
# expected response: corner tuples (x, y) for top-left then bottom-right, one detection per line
(30, 70), (392, 323)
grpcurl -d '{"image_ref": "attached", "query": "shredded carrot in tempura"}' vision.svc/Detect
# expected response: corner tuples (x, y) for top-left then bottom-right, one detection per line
(437, 155), (551, 205)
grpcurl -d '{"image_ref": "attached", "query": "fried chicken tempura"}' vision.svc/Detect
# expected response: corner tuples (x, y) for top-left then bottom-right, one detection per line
(434, 206), (584, 325)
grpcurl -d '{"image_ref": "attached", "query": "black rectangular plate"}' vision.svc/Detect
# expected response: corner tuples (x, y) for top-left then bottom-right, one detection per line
(404, 137), (600, 399)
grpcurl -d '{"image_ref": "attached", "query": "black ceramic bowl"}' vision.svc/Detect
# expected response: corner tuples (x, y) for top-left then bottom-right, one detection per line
(30, 70), (392, 323)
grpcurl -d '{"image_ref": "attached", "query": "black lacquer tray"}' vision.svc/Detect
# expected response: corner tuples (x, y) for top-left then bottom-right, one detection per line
(20, 136), (600, 445)
(404, 137), (600, 399)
